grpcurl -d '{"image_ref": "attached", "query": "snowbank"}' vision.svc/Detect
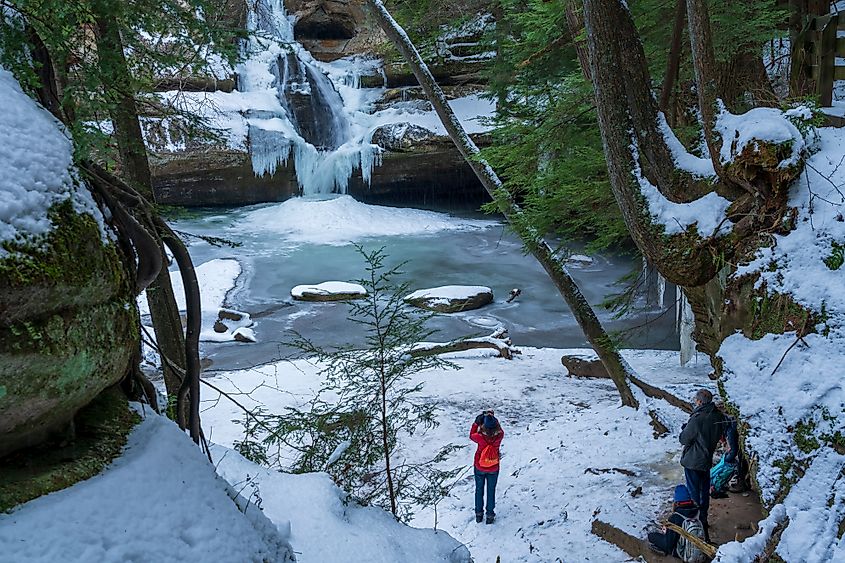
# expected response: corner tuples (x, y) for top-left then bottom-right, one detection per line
(0, 66), (106, 257)
(199, 347), (716, 562)
(241, 195), (496, 245)
(717, 126), (845, 561)
(139, 258), (244, 342)
(211, 447), (471, 563)
(0, 408), (294, 563)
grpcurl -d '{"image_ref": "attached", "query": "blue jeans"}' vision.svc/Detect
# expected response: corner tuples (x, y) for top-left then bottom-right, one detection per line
(474, 469), (498, 515)
(684, 467), (711, 526)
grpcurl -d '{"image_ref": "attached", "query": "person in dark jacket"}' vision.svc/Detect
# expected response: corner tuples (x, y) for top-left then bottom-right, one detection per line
(470, 410), (504, 524)
(647, 484), (700, 556)
(679, 389), (725, 542)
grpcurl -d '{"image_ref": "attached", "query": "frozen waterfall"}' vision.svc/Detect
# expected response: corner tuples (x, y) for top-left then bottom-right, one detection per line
(239, 0), (380, 195)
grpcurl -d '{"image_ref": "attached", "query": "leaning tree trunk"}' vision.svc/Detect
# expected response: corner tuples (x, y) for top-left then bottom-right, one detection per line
(366, 0), (639, 408)
(92, 7), (201, 439)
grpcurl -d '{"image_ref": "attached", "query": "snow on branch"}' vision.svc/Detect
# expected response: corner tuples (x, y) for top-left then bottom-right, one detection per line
(410, 327), (520, 360)
(630, 136), (731, 237)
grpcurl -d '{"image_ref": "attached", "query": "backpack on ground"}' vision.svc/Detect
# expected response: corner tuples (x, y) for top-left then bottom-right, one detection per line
(710, 453), (738, 494)
(674, 513), (708, 563)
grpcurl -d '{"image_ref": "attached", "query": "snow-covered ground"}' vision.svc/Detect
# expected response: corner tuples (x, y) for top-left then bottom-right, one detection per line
(0, 405), (470, 563)
(0, 407), (295, 563)
(714, 126), (845, 562)
(200, 347), (715, 562)
(139, 258), (245, 343)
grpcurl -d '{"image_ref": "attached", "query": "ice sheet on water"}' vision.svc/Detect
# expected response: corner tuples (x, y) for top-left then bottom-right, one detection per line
(239, 195), (498, 245)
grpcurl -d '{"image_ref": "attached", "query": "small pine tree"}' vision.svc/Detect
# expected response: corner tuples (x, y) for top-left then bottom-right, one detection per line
(244, 246), (463, 521)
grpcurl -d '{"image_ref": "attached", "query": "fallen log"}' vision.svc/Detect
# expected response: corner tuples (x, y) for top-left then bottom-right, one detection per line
(561, 354), (693, 413)
(153, 76), (236, 93)
(410, 328), (520, 360)
(590, 519), (673, 562)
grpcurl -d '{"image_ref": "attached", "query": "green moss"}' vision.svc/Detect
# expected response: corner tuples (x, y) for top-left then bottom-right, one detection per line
(0, 199), (130, 322)
(793, 419), (821, 454)
(0, 386), (140, 512)
(748, 292), (810, 340)
(824, 241), (844, 271)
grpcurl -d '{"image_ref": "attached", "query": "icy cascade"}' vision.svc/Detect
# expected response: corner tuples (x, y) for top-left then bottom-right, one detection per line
(240, 0), (379, 194)
(677, 286), (695, 366)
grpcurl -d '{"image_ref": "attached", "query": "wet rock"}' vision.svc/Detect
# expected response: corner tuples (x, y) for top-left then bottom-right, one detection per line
(404, 285), (493, 313)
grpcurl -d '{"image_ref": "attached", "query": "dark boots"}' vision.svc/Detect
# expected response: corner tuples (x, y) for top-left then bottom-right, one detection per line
(475, 512), (483, 523)
(486, 513), (495, 524)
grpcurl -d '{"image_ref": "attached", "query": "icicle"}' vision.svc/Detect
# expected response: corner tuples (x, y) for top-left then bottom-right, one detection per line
(678, 286), (695, 366)
(657, 273), (666, 309)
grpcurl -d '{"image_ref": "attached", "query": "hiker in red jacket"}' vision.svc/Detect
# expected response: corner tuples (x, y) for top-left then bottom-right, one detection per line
(471, 410), (504, 524)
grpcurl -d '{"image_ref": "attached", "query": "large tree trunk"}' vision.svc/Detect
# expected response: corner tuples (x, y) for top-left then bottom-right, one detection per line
(92, 6), (201, 439)
(366, 0), (639, 409)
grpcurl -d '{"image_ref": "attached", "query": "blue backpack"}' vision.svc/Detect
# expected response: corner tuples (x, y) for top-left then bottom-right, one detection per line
(710, 454), (737, 494)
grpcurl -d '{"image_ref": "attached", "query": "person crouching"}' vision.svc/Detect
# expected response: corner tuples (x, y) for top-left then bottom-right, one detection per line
(471, 410), (504, 524)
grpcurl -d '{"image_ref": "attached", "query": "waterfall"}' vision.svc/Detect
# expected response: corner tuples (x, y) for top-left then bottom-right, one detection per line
(239, 0), (380, 195)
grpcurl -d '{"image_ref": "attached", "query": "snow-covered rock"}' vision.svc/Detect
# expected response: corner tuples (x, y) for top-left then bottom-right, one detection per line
(0, 408), (295, 562)
(370, 122), (440, 152)
(561, 353), (608, 378)
(0, 65), (135, 457)
(404, 285), (493, 313)
(291, 281), (368, 301)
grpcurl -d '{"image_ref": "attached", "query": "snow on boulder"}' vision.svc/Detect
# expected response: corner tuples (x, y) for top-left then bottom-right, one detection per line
(0, 408), (295, 562)
(370, 122), (441, 152)
(566, 254), (594, 266)
(0, 66), (107, 255)
(404, 285), (493, 313)
(561, 353), (609, 378)
(211, 446), (472, 563)
(0, 65), (135, 457)
(291, 281), (368, 301)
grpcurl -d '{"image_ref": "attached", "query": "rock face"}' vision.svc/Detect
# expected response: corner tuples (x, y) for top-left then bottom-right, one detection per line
(0, 203), (137, 457)
(404, 285), (493, 313)
(560, 354), (610, 378)
(284, 0), (381, 62)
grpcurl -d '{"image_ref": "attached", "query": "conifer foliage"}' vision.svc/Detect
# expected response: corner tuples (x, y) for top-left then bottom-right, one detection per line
(237, 247), (463, 521)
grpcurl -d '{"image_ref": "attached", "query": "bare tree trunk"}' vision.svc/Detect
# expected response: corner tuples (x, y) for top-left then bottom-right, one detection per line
(564, 2), (592, 82)
(366, 0), (639, 409)
(659, 1), (686, 117)
(685, 0), (723, 169)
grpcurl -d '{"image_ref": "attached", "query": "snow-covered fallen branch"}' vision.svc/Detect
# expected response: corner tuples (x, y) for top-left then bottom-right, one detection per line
(410, 327), (520, 360)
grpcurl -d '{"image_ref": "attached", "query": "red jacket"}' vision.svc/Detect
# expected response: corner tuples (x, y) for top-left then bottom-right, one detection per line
(470, 423), (504, 472)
